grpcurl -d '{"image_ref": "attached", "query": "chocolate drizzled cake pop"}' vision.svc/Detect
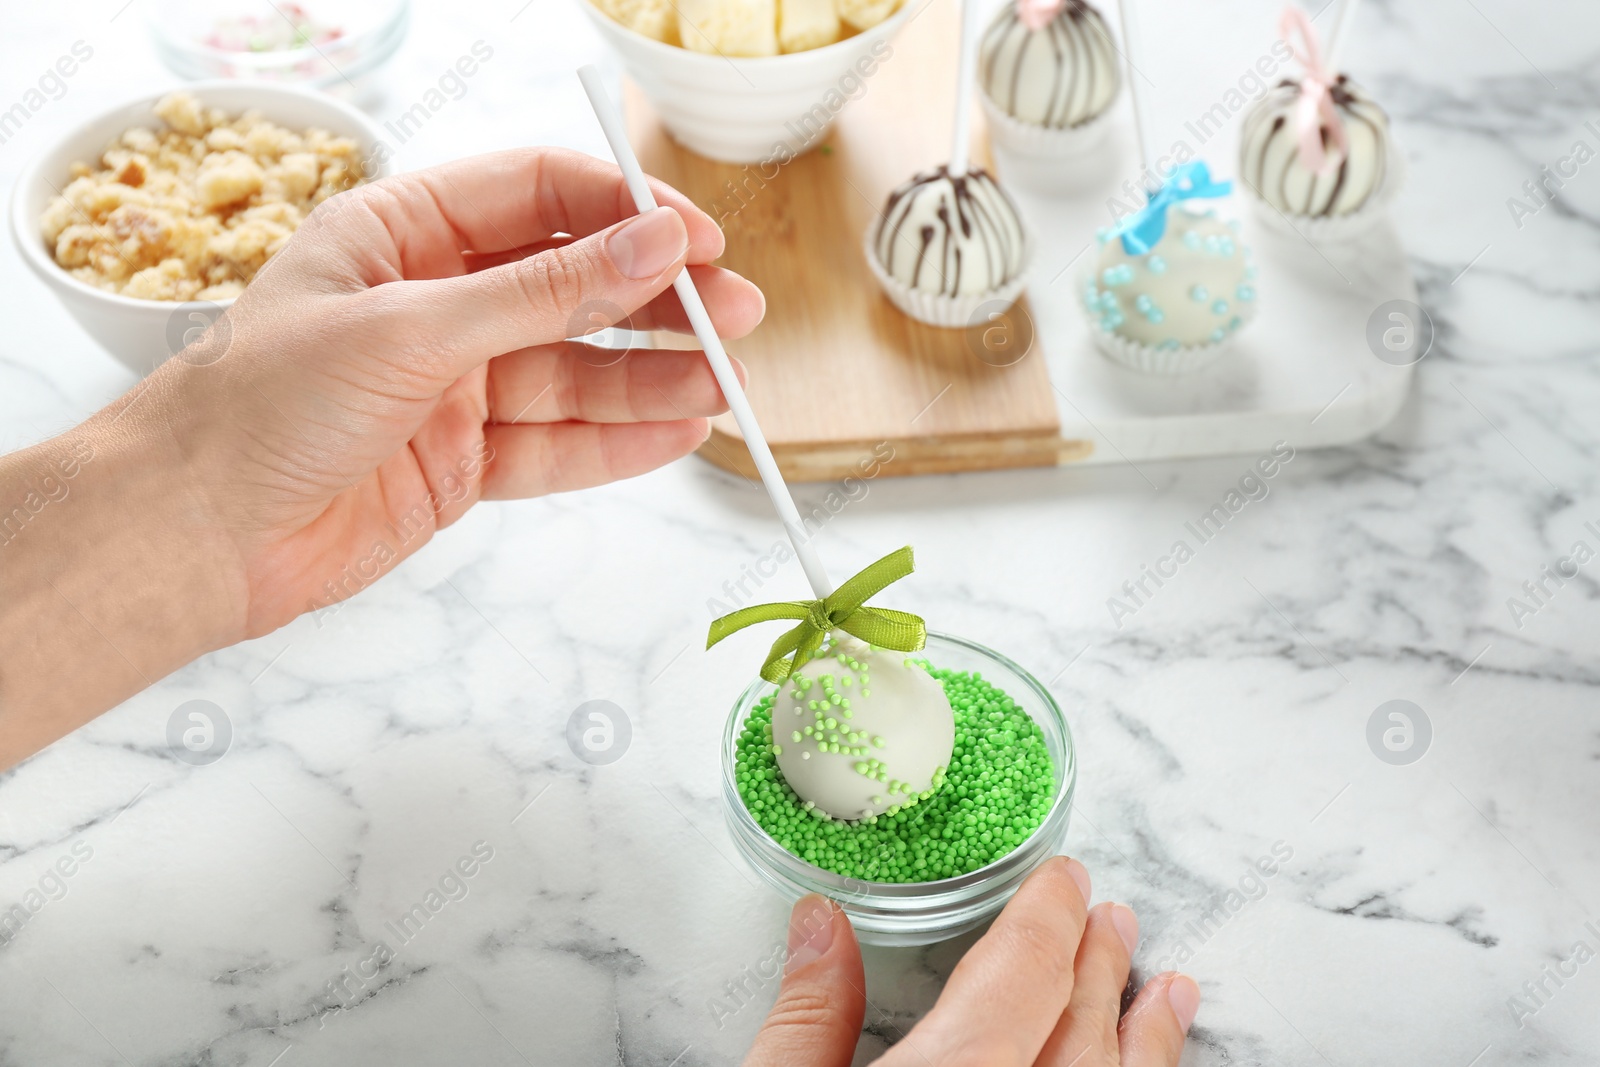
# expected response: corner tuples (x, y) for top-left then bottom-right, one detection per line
(872, 166), (1026, 298)
(1239, 75), (1389, 217)
(980, 0), (1119, 130)
(866, 0), (1031, 326)
(1238, 3), (1396, 229)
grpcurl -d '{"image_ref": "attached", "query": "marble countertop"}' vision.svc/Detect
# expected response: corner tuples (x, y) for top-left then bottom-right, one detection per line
(3, 0), (1599, 1064)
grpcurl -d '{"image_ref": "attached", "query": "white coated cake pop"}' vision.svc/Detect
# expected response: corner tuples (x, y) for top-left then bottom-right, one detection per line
(979, 0), (1120, 129)
(872, 166), (1026, 298)
(1084, 205), (1255, 349)
(1239, 76), (1389, 218)
(772, 639), (954, 822)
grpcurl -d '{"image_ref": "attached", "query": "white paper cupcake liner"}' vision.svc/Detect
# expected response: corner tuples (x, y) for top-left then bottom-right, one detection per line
(1078, 263), (1259, 376)
(1245, 143), (1408, 246)
(979, 90), (1116, 160)
(1088, 326), (1237, 375)
(864, 233), (1032, 329)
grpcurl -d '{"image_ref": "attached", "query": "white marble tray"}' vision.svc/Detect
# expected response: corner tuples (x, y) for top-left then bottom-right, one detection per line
(995, 106), (1418, 466)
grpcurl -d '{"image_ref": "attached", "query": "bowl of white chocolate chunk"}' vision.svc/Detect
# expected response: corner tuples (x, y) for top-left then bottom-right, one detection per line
(10, 82), (385, 375)
(579, 0), (922, 163)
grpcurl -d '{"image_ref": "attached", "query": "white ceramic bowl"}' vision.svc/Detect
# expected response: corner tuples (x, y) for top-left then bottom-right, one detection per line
(10, 81), (389, 376)
(578, 0), (923, 164)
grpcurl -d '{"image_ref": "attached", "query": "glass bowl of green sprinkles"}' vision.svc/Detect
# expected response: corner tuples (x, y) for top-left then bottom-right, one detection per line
(722, 632), (1076, 946)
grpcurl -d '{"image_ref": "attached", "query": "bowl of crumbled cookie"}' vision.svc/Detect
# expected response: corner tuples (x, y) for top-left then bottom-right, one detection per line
(9, 81), (388, 376)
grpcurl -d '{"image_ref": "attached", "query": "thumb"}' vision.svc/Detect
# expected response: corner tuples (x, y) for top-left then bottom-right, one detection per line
(382, 206), (691, 380)
(743, 895), (866, 1067)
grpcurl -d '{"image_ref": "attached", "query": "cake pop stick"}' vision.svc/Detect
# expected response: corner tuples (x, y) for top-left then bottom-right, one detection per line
(1115, 0), (1155, 183)
(1323, 0), (1361, 77)
(577, 66), (835, 599)
(948, 0), (979, 177)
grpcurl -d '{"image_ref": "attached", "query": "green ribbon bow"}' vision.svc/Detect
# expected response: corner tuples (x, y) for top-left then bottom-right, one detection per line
(707, 546), (927, 683)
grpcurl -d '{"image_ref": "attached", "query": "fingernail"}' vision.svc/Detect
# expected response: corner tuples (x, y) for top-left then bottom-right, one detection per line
(1168, 974), (1200, 1034)
(784, 894), (836, 976)
(1110, 904), (1139, 955)
(607, 208), (687, 279)
(1063, 857), (1091, 904)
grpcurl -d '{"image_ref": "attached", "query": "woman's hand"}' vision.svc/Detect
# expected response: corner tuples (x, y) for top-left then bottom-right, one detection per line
(0, 148), (762, 765)
(154, 146), (763, 638)
(744, 857), (1199, 1066)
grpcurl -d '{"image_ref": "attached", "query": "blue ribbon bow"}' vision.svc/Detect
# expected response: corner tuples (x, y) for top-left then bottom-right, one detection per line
(1110, 161), (1233, 255)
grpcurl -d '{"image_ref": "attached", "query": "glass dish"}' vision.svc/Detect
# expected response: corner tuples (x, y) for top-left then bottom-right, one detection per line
(721, 632), (1075, 946)
(148, 0), (409, 92)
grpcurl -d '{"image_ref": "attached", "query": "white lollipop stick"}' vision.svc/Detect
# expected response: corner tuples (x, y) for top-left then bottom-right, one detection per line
(1116, 0), (1156, 186)
(1323, 0), (1361, 77)
(577, 66), (835, 599)
(948, 0), (979, 177)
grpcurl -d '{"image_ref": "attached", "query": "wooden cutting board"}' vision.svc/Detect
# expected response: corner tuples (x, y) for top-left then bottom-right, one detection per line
(627, 0), (1086, 483)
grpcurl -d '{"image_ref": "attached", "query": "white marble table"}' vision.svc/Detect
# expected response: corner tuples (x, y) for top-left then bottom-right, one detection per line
(3, 1), (1599, 1064)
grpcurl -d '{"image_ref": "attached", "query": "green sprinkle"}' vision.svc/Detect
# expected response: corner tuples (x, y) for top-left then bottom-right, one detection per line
(733, 664), (1055, 885)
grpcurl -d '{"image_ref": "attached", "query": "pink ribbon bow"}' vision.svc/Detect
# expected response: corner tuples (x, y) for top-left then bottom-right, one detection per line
(1016, 0), (1066, 31)
(1280, 6), (1349, 175)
